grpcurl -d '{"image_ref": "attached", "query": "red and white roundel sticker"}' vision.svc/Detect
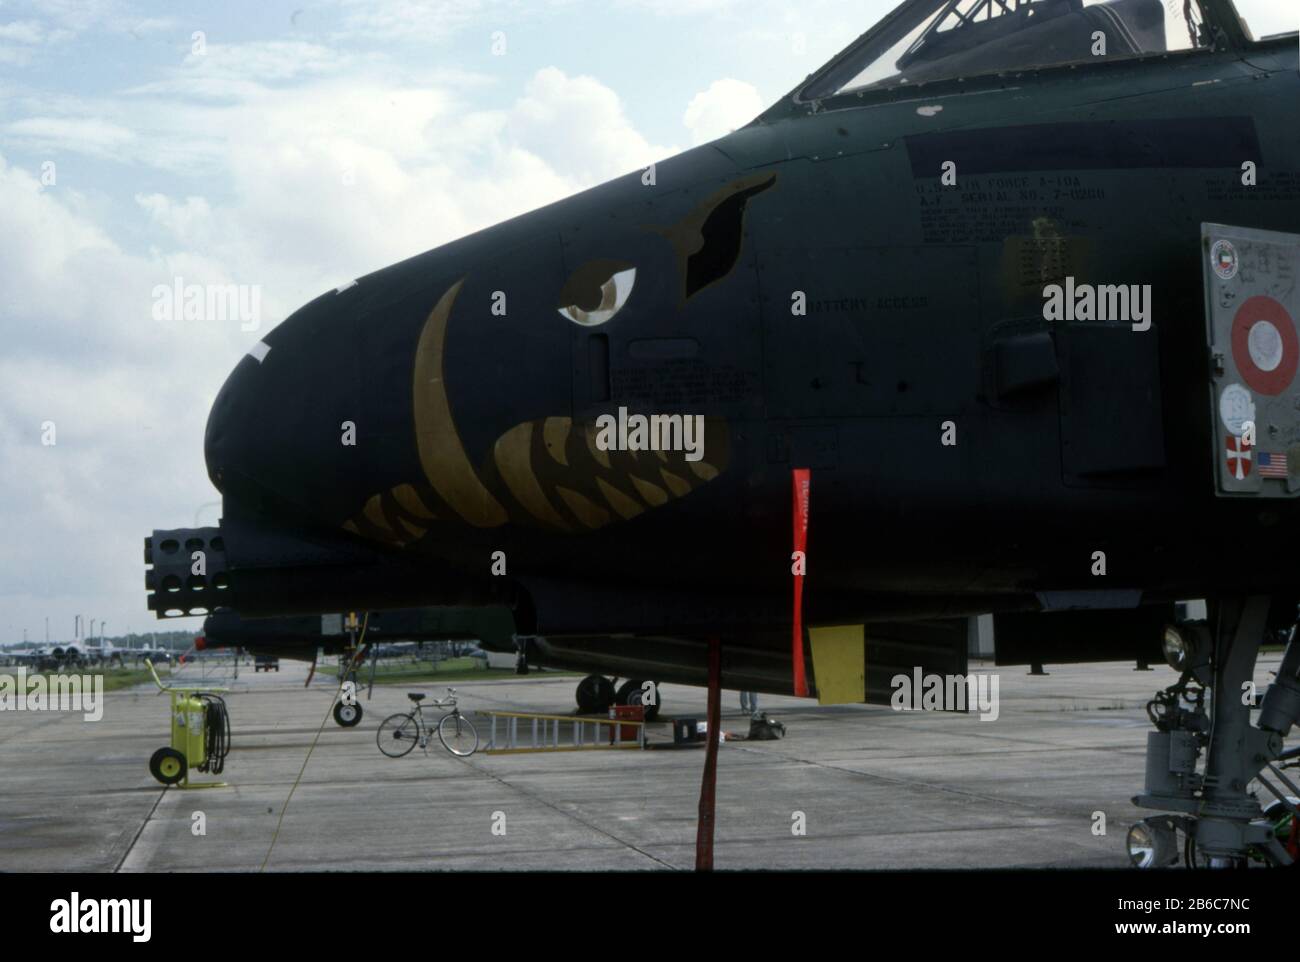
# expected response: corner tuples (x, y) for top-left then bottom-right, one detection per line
(1231, 295), (1298, 396)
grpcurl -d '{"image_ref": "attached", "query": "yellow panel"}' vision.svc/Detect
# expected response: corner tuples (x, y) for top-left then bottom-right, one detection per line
(809, 624), (865, 705)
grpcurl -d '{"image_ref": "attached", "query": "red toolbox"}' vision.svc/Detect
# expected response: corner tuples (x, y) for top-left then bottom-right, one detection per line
(608, 704), (645, 743)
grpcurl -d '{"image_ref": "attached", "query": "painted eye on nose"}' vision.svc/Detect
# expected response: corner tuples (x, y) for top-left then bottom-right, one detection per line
(557, 259), (636, 327)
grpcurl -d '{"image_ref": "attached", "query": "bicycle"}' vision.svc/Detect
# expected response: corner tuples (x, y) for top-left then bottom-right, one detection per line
(376, 688), (479, 758)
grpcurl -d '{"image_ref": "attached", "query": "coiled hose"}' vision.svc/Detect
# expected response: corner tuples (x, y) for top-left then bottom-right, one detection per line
(196, 693), (231, 774)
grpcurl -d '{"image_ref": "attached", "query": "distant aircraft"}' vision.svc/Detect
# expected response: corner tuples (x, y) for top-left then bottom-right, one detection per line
(3, 641), (159, 669)
(130, 644), (174, 666)
(145, 0), (1299, 867)
(17, 644), (85, 670)
(0, 647), (45, 668)
(197, 606), (671, 719)
(81, 640), (125, 667)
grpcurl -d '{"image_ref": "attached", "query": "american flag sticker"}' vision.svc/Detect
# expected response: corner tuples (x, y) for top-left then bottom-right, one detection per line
(1258, 451), (1288, 479)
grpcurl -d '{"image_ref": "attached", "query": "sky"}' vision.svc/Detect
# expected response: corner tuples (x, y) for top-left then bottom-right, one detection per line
(0, 0), (1295, 646)
(0, 0), (905, 646)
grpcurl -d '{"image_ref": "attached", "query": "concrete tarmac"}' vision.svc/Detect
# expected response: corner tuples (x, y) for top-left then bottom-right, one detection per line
(0, 655), (1290, 871)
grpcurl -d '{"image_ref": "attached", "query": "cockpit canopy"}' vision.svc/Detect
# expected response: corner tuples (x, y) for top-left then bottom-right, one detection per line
(802, 0), (1212, 100)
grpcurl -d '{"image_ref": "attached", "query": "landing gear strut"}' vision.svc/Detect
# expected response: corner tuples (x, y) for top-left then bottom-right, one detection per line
(333, 640), (366, 728)
(1132, 596), (1300, 867)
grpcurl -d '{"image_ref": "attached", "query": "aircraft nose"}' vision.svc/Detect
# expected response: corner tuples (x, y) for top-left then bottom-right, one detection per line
(205, 353), (257, 497)
(204, 293), (363, 521)
(201, 149), (746, 538)
(204, 351), (283, 504)
(205, 351), (290, 516)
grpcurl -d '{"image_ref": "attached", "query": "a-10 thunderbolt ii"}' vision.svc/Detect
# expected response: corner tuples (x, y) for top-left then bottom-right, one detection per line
(144, 0), (1300, 866)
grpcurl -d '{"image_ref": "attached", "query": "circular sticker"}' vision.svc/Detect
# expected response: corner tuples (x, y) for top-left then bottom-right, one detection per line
(1211, 239), (1238, 280)
(1231, 295), (1298, 396)
(1218, 382), (1255, 436)
(1248, 320), (1284, 371)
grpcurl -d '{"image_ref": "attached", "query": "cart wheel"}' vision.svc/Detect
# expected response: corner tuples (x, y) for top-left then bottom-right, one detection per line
(149, 747), (187, 786)
(334, 701), (363, 727)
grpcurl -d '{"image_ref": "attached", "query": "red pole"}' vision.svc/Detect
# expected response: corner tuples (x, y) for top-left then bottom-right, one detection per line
(696, 637), (722, 871)
(792, 468), (811, 696)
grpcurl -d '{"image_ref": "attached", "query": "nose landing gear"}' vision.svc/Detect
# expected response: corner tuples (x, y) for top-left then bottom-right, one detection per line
(333, 701), (363, 727)
(1131, 595), (1300, 868)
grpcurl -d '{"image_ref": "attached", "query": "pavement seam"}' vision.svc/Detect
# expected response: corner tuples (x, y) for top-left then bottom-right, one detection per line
(113, 786), (169, 873)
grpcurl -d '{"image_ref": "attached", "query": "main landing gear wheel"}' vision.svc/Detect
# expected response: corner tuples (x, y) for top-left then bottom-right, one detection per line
(1262, 798), (1300, 863)
(149, 747), (186, 786)
(376, 713), (419, 757)
(334, 701), (363, 727)
(1132, 595), (1300, 868)
(576, 674), (615, 713)
(615, 679), (661, 721)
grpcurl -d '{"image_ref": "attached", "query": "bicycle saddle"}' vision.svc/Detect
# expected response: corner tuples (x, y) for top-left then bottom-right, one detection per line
(408, 693), (426, 701)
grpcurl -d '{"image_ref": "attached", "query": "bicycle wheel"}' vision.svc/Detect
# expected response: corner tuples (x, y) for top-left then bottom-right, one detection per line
(437, 711), (478, 757)
(377, 713), (420, 757)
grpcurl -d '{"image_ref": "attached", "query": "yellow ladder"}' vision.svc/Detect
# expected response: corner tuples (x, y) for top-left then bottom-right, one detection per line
(483, 710), (645, 754)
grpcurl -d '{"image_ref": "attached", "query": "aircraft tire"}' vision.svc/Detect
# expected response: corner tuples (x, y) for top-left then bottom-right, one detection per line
(334, 701), (363, 727)
(615, 679), (661, 721)
(1262, 799), (1299, 863)
(576, 674), (615, 713)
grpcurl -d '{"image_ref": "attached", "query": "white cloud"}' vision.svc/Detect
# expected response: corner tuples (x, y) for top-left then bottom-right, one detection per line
(180, 41), (350, 84)
(24, 61), (677, 285)
(509, 66), (675, 185)
(125, 17), (177, 37)
(3, 116), (137, 157)
(135, 193), (214, 246)
(0, 20), (45, 43)
(29, 0), (119, 34)
(0, 45), (34, 66)
(617, 0), (742, 15)
(334, 0), (496, 42)
(682, 77), (764, 146)
(0, 153), (245, 638)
